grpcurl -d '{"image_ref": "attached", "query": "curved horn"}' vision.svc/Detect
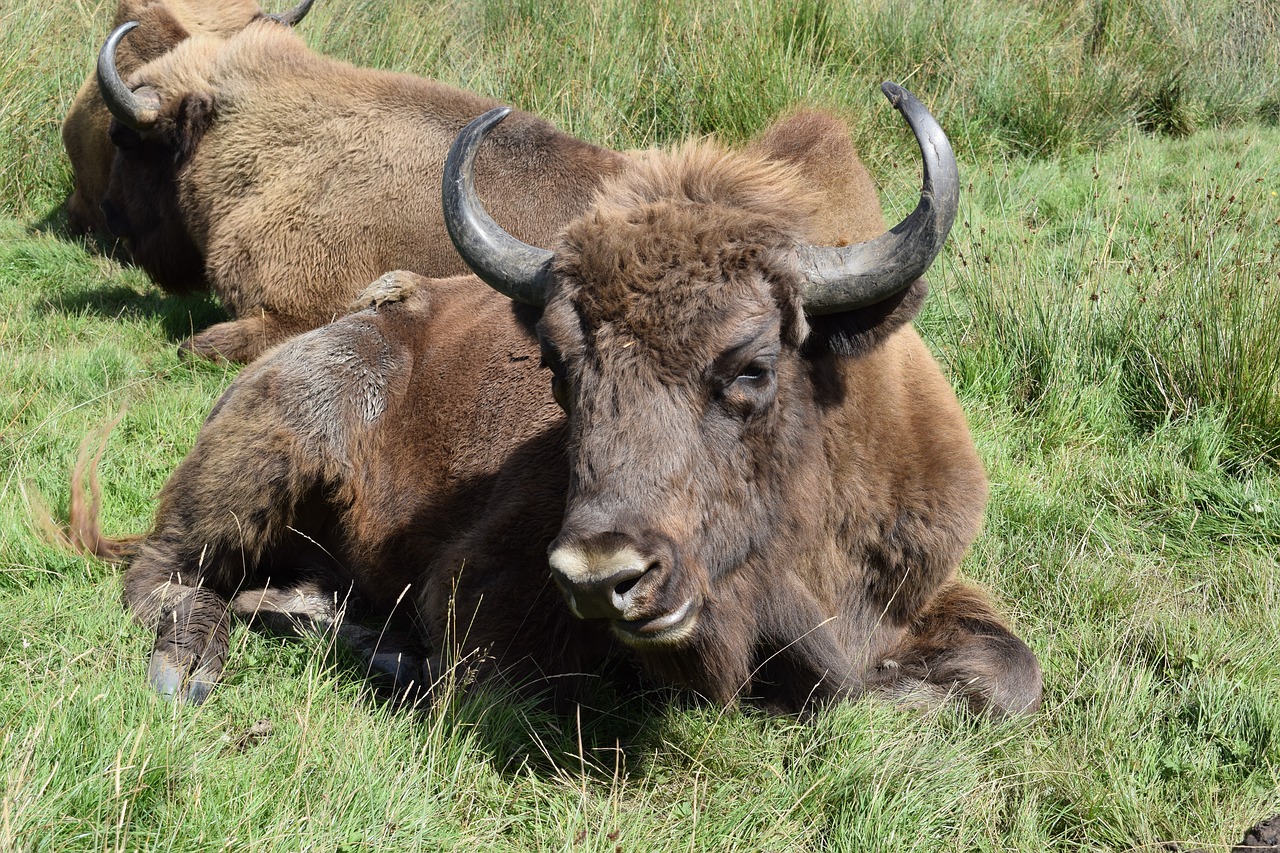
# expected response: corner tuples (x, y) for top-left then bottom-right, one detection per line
(796, 81), (959, 315)
(266, 0), (316, 26)
(442, 107), (554, 307)
(97, 22), (161, 131)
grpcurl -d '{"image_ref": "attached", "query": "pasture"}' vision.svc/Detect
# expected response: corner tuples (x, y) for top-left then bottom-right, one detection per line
(2, 0), (1278, 849)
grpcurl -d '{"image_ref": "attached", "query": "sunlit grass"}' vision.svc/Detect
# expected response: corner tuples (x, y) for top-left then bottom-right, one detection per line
(0, 0), (1277, 850)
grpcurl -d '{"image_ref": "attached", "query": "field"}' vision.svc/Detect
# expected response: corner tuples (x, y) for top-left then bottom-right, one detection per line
(2, 0), (1278, 849)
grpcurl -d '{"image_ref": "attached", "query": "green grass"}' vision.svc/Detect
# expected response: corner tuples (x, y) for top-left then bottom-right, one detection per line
(2, 0), (1279, 850)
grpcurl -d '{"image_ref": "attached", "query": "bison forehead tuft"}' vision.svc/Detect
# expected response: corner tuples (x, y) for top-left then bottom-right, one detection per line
(551, 141), (817, 364)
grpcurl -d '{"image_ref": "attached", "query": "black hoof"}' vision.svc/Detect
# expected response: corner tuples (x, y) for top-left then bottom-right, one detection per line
(148, 588), (231, 704)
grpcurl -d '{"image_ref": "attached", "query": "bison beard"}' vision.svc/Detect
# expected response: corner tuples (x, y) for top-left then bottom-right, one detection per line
(75, 91), (1042, 718)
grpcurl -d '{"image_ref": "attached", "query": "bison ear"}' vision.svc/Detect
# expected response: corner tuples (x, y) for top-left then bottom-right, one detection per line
(802, 278), (928, 358)
(171, 93), (216, 161)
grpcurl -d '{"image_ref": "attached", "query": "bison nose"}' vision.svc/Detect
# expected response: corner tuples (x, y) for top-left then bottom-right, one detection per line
(547, 535), (656, 621)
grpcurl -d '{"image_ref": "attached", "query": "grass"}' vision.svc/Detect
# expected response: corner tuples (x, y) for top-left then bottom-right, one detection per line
(2, 0), (1279, 850)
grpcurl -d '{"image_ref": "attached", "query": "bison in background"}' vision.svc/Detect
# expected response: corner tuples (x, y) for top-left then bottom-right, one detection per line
(75, 84), (1043, 718)
(94, 18), (625, 363)
(61, 0), (314, 238)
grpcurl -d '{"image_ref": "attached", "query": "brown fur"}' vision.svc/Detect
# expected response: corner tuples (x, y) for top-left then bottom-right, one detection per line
(61, 0), (266, 237)
(99, 22), (626, 363)
(80, 112), (1042, 716)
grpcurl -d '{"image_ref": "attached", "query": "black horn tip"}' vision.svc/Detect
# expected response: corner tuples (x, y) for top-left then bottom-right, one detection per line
(443, 107), (513, 207)
(97, 21), (161, 131)
(267, 0), (317, 26)
(474, 107), (515, 135)
(797, 81), (959, 315)
(880, 80), (904, 102)
(97, 19), (140, 72)
(879, 81), (933, 126)
(445, 108), (514, 174)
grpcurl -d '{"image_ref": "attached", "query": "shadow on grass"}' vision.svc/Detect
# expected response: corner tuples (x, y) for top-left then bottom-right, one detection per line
(38, 281), (229, 346)
(28, 199), (117, 256)
(26, 200), (227, 345)
(449, 660), (700, 785)
(319, 631), (701, 785)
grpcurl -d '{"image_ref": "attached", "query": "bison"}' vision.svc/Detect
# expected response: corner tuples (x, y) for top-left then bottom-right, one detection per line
(61, 0), (314, 238)
(94, 17), (624, 363)
(76, 84), (1043, 717)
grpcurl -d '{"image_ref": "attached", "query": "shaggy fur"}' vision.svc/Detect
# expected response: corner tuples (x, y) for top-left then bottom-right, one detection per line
(77, 112), (1042, 717)
(99, 22), (625, 362)
(61, 0), (269, 238)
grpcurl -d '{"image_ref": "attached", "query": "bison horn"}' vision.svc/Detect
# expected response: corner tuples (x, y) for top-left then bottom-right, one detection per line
(97, 22), (161, 132)
(796, 82), (959, 315)
(442, 108), (554, 307)
(266, 0), (317, 26)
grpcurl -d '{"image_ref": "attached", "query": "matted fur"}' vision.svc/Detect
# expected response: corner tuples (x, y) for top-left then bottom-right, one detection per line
(75, 110), (1042, 717)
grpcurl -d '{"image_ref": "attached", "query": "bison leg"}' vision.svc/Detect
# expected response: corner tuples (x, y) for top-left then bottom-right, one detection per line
(229, 582), (344, 638)
(121, 407), (336, 701)
(140, 583), (232, 704)
(231, 583), (427, 696)
(870, 580), (1042, 718)
(180, 312), (321, 364)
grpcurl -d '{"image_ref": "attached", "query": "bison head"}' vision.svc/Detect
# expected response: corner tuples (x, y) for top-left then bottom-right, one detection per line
(442, 86), (959, 663)
(64, 0), (194, 235)
(91, 7), (313, 291)
(64, 0), (314, 238)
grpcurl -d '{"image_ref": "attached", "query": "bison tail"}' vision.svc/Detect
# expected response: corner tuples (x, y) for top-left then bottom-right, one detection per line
(35, 410), (143, 564)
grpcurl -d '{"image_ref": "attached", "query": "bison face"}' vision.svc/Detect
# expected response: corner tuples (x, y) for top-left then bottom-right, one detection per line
(62, 0), (195, 236)
(96, 23), (219, 293)
(441, 88), (958, 653)
(537, 194), (813, 650)
(100, 114), (210, 293)
(70, 4), (311, 240)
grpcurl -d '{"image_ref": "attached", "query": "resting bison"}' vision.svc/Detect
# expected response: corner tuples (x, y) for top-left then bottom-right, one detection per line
(61, 0), (313, 237)
(78, 84), (1043, 717)
(94, 18), (624, 363)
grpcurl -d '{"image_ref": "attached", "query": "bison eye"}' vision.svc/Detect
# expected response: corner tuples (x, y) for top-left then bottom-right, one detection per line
(731, 356), (776, 388)
(716, 356), (777, 418)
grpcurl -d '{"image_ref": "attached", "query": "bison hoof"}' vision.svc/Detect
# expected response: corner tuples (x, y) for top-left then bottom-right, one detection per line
(179, 318), (274, 364)
(349, 270), (419, 312)
(366, 647), (422, 688)
(178, 330), (241, 364)
(333, 622), (426, 692)
(147, 650), (221, 704)
(147, 588), (231, 704)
